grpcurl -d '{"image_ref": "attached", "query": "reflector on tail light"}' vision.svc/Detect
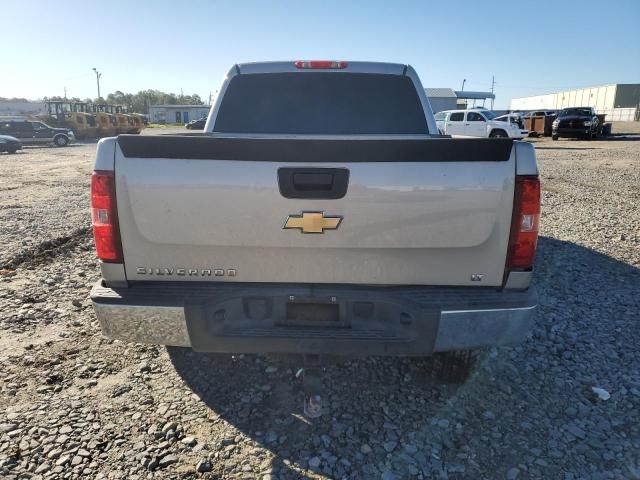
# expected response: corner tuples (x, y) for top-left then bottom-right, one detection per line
(294, 60), (348, 69)
(507, 176), (540, 269)
(91, 170), (122, 263)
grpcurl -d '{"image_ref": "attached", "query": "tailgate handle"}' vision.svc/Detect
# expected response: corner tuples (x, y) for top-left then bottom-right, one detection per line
(278, 167), (349, 199)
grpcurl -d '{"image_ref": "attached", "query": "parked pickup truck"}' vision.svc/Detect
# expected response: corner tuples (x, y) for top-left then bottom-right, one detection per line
(90, 61), (539, 372)
(552, 107), (601, 140)
(435, 109), (529, 139)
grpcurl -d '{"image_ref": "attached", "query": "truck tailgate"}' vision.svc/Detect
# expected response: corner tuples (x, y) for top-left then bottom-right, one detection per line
(114, 136), (515, 286)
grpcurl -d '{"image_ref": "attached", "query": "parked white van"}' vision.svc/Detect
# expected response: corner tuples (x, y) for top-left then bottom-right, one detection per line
(435, 109), (529, 139)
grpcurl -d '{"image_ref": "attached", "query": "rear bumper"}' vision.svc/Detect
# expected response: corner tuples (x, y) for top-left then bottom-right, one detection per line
(90, 281), (537, 355)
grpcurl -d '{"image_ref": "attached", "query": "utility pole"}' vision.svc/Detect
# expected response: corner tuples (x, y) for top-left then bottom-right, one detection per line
(461, 79), (466, 92)
(490, 76), (495, 110)
(92, 68), (102, 99)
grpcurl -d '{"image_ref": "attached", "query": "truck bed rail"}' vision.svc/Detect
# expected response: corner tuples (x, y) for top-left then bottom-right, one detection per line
(116, 135), (514, 163)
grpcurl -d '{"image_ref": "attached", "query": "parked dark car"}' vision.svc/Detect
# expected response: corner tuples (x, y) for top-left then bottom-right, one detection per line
(0, 134), (22, 154)
(185, 118), (206, 130)
(0, 120), (75, 146)
(552, 107), (600, 140)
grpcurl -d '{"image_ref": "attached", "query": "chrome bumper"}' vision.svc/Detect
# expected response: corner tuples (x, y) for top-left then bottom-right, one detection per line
(93, 303), (191, 347)
(91, 281), (536, 354)
(434, 306), (535, 351)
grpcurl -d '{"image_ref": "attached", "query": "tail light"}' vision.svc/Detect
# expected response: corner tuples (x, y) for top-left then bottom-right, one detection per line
(507, 175), (540, 269)
(91, 170), (122, 262)
(294, 60), (348, 69)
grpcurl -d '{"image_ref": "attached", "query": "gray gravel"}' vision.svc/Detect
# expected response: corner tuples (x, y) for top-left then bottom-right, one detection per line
(0, 144), (92, 270)
(1, 132), (639, 479)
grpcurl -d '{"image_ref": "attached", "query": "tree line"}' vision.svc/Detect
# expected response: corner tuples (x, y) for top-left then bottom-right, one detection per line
(0, 97), (31, 103)
(104, 90), (204, 113)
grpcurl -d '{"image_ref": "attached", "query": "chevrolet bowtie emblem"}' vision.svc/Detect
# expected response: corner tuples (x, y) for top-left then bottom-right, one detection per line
(284, 211), (343, 234)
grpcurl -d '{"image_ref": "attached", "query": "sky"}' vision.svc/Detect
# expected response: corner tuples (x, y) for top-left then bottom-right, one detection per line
(3, 0), (639, 109)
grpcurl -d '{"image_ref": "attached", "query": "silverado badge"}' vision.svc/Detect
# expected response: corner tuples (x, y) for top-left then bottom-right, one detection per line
(284, 211), (342, 234)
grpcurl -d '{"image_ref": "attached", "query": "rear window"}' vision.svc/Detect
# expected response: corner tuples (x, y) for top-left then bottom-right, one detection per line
(214, 72), (428, 134)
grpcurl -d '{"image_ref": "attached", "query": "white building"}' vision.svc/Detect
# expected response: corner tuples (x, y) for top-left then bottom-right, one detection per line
(426, 88), (496, 113)
(0, 100), (45, 117)
(425, 88), (458, 113)
(511, 84), (640, 121)
(148, 104), (211, 124)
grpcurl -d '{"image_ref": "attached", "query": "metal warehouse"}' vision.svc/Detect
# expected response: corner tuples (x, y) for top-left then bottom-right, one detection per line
(148, 104), (211, 124)
(511, 84), (640, 121)
(425, 88), (458, 113)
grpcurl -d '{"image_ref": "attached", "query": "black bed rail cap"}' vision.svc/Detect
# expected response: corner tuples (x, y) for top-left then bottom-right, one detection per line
(117, 135), (513, 162)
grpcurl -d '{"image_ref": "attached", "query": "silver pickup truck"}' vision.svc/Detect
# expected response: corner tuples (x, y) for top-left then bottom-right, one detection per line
(90, 61), (539, 364)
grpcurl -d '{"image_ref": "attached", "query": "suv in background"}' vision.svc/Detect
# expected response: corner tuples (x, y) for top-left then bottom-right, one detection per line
(552, 107), (600, 140)
(0, 120), (75, 147)
(435, 109), (529, 139)
(185, 118), (207, 130)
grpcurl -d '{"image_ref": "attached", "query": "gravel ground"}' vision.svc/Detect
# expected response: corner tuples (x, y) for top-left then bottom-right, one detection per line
(1, 130), (639, 479)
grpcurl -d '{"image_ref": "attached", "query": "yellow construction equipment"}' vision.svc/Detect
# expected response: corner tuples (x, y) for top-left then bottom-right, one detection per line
(92, 104), (119, 136)
(38, 101), (97, 138)
(69, 102), (100, 137)
(37, 100), (145, 138)
(105, 105), (130, 134)
(131, 113), (146, 133)
(73, 102), (115, 137)
(95, 111), (118, 137)
(115, 106), (140, 134)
